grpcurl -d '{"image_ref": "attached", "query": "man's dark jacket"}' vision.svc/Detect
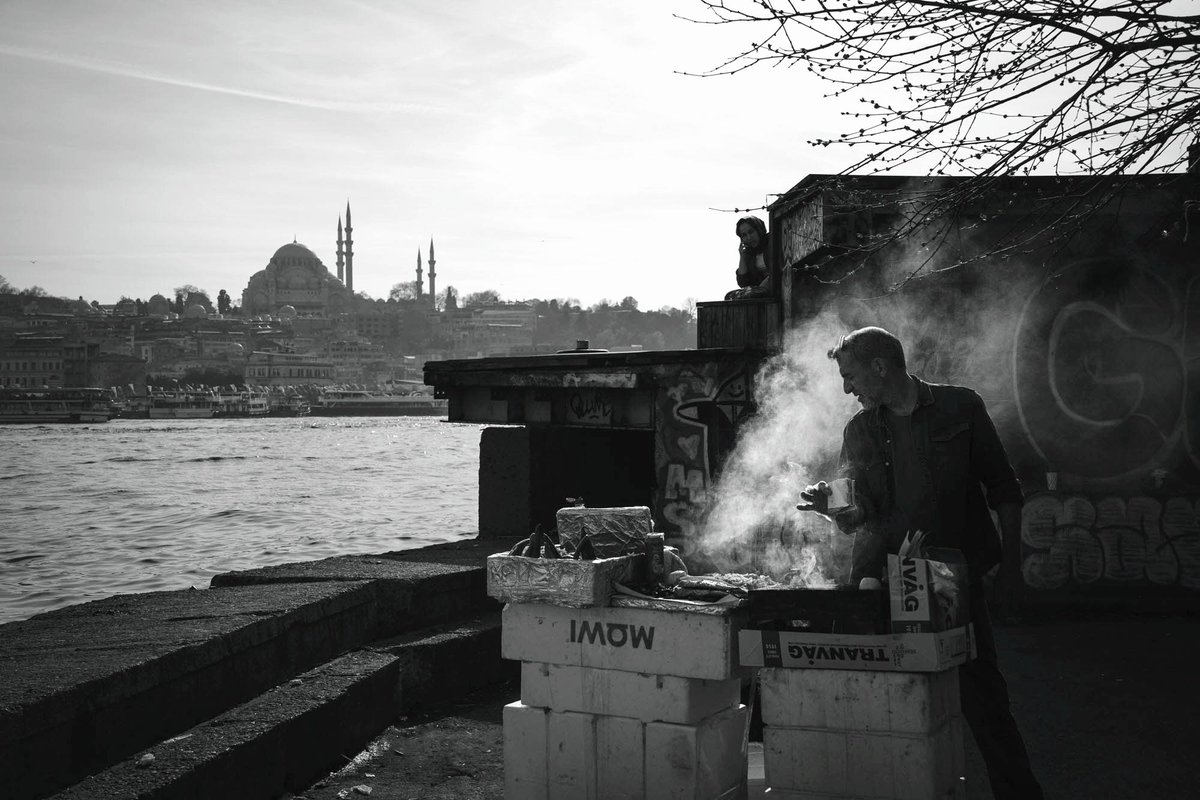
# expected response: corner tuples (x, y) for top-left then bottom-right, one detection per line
(838, 376), (1024, 582)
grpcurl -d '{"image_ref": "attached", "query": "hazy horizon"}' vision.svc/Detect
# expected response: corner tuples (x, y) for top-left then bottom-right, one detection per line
(0, 1), (852, 311)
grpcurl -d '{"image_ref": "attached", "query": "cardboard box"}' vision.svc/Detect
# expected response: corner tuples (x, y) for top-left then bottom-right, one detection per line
(887, 553), (970, 634)
(556, 505), (652, 558)
(503, 601), (748, 681)
(739, 625), (975, 673)
(486, 552), (641, 608)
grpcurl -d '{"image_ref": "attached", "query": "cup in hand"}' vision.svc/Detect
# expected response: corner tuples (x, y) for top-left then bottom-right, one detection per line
(828, 478), (855, 512)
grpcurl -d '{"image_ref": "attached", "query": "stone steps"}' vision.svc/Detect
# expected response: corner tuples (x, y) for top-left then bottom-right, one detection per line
(49, 614), (509, 800)
(1, 538), (521, 800)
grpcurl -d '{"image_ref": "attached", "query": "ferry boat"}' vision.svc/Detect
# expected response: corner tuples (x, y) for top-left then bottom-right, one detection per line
(309, 388), (447, 417)
(269, 394), (311, 417)
(147, 391), (217, 419)
(0, 387), (116, 424)
(213, 390), (271, 418)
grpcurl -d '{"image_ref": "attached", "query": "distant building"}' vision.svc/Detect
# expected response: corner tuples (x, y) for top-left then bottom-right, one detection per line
(244, 351), (335, 387)
(0, 334), (65, 387)
(431, 304), (537, 358)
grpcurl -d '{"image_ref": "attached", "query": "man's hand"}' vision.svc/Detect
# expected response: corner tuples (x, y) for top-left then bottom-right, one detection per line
(796, 481), (833, 515)
(798, 481), (863, 528)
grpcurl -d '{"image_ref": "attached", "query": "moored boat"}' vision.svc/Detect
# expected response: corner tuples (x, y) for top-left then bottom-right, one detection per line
(269, 394), (311, 417)
(309, 388), (447, 417)
(0, 387), (116, 424)
(213, 390), (271, 418)
(147, 391), (217, 419)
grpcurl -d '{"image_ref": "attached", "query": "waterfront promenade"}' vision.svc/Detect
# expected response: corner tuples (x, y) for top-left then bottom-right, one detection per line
(2, 537), (1197, 799)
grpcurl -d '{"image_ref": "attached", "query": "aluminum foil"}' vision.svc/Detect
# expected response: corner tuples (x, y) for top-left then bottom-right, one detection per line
(610, 595), (748, 616)
(555, 506), (653, 558)
(486, 552), (641, 608)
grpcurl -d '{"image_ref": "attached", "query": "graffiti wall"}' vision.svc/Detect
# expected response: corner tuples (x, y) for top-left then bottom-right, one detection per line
(801, 181), (1200, 599)
(652, 359), (758, 549)
(1021, 493), (1200, 591)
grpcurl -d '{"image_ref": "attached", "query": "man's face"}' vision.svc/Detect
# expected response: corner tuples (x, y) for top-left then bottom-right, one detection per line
(835, 351), (884, 409)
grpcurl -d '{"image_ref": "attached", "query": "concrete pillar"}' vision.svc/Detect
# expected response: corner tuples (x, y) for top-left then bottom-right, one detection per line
(479, 426), (532, 537)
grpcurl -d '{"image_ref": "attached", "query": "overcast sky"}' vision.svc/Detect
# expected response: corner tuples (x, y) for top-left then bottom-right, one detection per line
(0, 0), (850, 310)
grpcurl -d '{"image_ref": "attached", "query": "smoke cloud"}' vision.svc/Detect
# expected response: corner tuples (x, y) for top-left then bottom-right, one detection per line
(695, 310), (858, 585)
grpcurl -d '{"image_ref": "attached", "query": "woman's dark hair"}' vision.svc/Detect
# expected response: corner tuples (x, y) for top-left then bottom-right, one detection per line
(734, 215), (768, 254)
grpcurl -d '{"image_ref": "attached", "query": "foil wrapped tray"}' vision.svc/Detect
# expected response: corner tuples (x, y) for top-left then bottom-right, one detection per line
(486, 552), (643, 608)
(555, 506), (652, 558)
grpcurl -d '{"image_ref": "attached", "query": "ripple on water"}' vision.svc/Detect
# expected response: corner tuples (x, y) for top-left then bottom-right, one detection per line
(0, 418), (482, 624)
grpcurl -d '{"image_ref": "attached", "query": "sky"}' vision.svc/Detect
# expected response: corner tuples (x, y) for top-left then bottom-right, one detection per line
(0, 0), (855, 311)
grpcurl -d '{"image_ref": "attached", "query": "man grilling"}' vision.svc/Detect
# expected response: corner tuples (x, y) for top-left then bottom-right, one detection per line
(797, 326), (1043, 800)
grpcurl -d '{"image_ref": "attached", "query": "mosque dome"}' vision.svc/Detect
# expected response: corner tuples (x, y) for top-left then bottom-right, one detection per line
(271, 242), (320, 263)
(184, 304), (208, 319)
(146, 294), (171, 316)
(241, 238), (349, 317)
(278, 304), (297, 319)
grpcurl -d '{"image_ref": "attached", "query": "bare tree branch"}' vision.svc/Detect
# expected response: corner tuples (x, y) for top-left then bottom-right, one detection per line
(682, 0), (1200, 286)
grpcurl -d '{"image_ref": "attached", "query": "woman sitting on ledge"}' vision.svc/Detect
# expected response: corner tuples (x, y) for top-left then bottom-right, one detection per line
(724, 215), (772, 300)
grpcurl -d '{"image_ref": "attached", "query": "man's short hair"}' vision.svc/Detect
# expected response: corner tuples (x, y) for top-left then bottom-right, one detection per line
(828, 327), (907, 371)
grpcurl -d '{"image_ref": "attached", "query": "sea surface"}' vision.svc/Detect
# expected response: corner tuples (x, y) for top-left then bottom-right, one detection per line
(0, 416), (485, 625)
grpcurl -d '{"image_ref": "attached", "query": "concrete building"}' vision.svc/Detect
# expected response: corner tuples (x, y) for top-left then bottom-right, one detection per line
(244, 351), (335, 386)
(0, 334), (66, 387)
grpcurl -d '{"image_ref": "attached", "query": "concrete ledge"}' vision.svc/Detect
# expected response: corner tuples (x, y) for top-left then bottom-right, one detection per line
(370, 611), (517, 711)
(1, 582), (378, 800)
(210, 546), (523, 639)
(50, 650), (402, 800)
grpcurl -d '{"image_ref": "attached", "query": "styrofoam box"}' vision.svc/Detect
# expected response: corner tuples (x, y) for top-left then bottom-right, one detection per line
(763, 721), (963, 799)
(739, 625), (974, 673)
(758, 667), (960, 733)
(646, 704), (749, 800)
(504, 701), (548, 800)
(503, 701), (748, 800)
(521, 662), (741, 724)
(503, 601), (747, 681)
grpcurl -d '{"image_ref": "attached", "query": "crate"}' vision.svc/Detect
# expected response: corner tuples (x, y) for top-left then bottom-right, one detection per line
(486, 552), (642, 608)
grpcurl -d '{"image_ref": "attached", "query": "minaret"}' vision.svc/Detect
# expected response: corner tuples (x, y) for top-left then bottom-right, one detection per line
(415, 249), (424, 300)
(336, 218), (345, 283)
(344, 202), (354, 292)
(428, 238), (436, 308)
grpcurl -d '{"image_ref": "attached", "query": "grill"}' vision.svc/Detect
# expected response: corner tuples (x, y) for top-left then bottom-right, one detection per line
(745, 586), (889, 634)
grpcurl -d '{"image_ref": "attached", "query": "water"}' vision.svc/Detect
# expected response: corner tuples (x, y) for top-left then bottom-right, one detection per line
(0, 416), (486, 625)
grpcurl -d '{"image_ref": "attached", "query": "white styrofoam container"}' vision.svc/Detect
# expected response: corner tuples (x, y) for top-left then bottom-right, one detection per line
(645, 704), (749, 800)
(763, 722), (962, 799)
(520, 662), (741, 724)
(758, 666), (960, 733)
(547, 709), (596, 798)
(503, 700), (748, 800)
(596, 714), (644, 799)
(503, 601), (747, 681)
(504, 702), (549, 800)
